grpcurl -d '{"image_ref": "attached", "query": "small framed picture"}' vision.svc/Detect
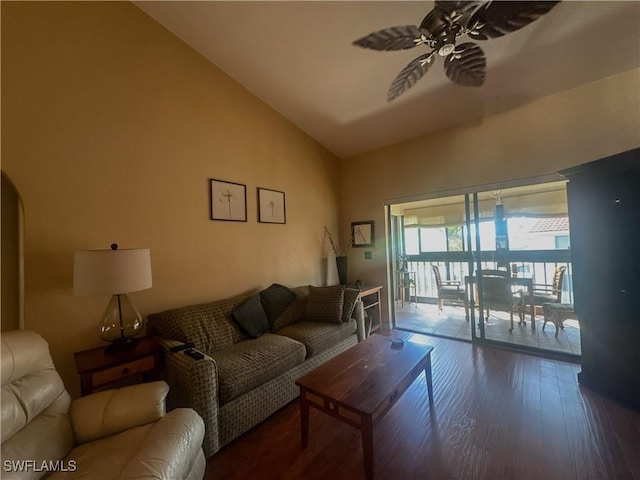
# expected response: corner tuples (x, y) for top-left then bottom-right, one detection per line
(209, 179), (247, 222)
(258, 187), (286, 224)
(351, 221), (374, 247)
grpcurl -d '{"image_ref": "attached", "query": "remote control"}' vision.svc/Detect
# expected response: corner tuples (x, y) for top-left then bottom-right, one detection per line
(184, 349), (204, 360)
(169, 342), (195, 353)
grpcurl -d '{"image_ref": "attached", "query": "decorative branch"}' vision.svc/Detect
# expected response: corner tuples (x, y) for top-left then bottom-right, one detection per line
(324, 226), (351, 257)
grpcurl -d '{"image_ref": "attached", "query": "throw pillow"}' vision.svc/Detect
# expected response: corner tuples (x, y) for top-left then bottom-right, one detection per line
(260, 283), (297, 326)
(306, 285), (344, 324)
(231, 294), (269, 338)
(342, 288), (360, 322)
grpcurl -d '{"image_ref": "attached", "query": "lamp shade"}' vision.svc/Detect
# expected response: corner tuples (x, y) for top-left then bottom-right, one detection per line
(73, 248), (152, 296)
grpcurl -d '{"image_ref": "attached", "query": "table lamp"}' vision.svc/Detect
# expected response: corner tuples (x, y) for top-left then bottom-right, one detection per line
(74, 244), (152, 353)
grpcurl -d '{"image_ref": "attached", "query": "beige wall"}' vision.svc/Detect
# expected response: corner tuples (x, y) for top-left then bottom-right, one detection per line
(1, 2), (342, 397)
(341, 69), (640, 327)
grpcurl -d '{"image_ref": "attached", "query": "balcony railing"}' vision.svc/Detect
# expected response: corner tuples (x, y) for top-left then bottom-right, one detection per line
(401, 257), (573, 304)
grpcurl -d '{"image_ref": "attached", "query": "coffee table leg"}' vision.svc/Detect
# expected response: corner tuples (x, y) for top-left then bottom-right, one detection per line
(425, 353), (434, 406)
(300, 390), (309, 448)
(361, 415), (374, 480)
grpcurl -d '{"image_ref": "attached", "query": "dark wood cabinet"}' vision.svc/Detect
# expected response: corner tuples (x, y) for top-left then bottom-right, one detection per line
(560, 148), (640, 409)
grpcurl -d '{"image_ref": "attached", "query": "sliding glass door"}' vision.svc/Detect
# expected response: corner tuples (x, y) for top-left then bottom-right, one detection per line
(390, 180), (579, 358)
(391, 193), (473, 339)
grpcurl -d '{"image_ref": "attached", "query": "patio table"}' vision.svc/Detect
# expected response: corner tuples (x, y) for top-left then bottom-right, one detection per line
(464, 275), (535, 330)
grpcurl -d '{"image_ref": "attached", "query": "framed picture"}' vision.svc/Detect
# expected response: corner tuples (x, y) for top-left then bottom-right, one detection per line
(257, 187), (286, 224)
(351, 221), (374, 247)
(209, 179), (247, 222)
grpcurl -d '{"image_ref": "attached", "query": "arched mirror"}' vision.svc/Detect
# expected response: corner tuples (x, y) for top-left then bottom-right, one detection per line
(1, 171), (25, 331)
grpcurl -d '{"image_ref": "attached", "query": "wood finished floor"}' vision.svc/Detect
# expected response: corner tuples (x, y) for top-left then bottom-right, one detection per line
(205, 333), (639, 480)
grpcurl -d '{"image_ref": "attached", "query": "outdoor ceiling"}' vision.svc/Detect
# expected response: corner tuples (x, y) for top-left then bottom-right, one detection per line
(135, 1), (640, 159)
(390, 180), (568, 215)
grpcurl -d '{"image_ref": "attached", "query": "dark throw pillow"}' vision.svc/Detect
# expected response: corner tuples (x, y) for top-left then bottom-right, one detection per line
(342, 288), (360, 322)
(231, 294), (269, 338)
(306, 285), (344, 324)
(260, 283), (296, 326)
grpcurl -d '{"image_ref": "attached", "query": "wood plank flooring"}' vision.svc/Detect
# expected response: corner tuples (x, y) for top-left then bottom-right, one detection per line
(205, 334), (640, 480)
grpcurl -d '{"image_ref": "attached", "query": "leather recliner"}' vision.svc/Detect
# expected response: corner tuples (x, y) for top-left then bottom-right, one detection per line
(1, 330), (206, 480)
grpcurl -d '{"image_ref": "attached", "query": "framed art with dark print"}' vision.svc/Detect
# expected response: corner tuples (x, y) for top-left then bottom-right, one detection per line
(258, 187), (286, 224)
(210, 179), (247, 222)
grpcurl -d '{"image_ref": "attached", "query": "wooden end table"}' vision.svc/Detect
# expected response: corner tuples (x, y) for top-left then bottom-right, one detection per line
(73, 336), (162, 396)
(295, 333), (434, 479)
(357, 285), (383, 336)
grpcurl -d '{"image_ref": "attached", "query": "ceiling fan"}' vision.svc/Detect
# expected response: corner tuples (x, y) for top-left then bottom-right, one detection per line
(353, 1), (560, 101)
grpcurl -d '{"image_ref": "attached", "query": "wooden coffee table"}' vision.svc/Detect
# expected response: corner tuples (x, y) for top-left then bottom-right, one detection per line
(295, 333), (434, 479)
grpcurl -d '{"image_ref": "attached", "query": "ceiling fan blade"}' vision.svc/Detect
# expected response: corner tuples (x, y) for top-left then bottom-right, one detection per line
(467, 1), (560, 40)
(353, 25), (425, 51)
(387, 52), (436, 102)
(444, 42), (486, 87)
(434, 1), (482, 19)
(420, 2), (481, 37)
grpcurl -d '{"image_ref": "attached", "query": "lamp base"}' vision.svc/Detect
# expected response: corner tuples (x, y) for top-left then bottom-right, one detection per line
(104, 337), (140, 355)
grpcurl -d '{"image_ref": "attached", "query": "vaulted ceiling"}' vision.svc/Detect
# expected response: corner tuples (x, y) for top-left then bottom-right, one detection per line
(135, 1), (640, 158)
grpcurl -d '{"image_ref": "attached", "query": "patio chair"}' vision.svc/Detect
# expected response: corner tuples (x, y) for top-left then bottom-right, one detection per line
(432, 265), (468, 319)
(477, 269), (525, 333)
(525, 266), (567, 321)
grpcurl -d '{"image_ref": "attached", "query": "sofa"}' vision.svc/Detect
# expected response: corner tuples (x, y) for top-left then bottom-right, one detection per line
(0, 330), (206, 480)
(147, 284), (366, 457)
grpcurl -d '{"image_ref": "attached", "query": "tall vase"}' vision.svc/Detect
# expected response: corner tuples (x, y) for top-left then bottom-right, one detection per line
(335, 256), (348, 286)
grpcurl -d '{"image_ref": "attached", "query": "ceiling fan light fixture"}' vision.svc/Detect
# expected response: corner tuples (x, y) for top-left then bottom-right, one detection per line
(438, 43), (456, 57)
(435, 31), (457, 56)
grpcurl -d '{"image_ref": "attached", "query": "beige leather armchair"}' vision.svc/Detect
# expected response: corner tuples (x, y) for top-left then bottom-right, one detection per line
(1, 330), (206, 480)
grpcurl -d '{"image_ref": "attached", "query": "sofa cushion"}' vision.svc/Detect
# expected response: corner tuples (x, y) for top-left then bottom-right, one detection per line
(210, 333), (306, 405)
(59, 422), (156, 480)
(259, 284), (296, 326)
(52, 409), (205, 480)
(232, 294), (269, 338)
(271, 286), (309, 332)
(306, 285), (344, 324)
(148, 294), (250, 354)
(1, 394), (73, 479)
(342, 288), (360, 322)
(275, 320), (357, 358)
(70, 381), (169, 444)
